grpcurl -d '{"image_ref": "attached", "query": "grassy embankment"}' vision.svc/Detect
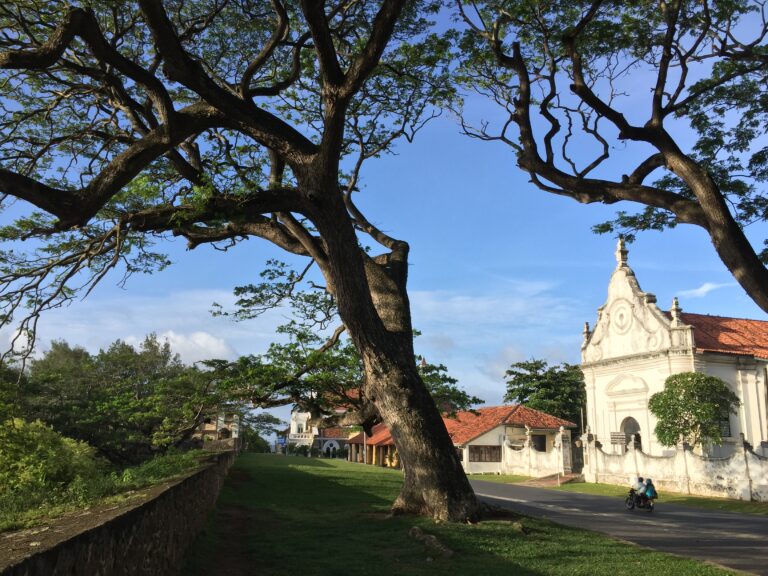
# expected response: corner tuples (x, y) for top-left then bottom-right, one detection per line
(183, 454), (736, 576)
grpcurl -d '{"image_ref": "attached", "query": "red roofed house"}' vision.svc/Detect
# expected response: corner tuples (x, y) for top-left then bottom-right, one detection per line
(582, 239), (768, 460)
(347, 406), (577, 477)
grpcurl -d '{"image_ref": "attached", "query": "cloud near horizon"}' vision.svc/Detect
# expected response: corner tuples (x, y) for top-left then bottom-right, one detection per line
(409, 282), (586, 404)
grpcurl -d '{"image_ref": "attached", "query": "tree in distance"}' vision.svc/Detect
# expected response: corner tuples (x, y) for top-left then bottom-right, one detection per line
(0, 1), (477, 520)
(12, 334), (275, 464)
(503, 359), (585, 433)
(458, 0), (768, 312)
(648, 372), (740, 448)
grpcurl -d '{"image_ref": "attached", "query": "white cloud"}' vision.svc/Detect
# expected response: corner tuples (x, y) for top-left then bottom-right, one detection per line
(409, 284), (585, 405)
(678, 282), (735, 298)
(125, 330), (236, 364)
(10, 289), (288, 364)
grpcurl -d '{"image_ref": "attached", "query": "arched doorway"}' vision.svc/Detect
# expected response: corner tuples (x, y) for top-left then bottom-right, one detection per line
(322, 440), (340, 458)
(620, 416), (642, 451)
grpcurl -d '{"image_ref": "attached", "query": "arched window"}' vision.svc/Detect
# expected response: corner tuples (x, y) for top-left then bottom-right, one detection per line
(620, 417), (642, 451)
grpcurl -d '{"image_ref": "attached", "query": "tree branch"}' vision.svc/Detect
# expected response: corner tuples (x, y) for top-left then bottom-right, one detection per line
(342, 0), (407, 97)
(300, 0), (344, 87)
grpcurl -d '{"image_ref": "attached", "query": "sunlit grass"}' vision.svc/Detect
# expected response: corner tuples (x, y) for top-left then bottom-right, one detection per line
(183, 454), (736, 575)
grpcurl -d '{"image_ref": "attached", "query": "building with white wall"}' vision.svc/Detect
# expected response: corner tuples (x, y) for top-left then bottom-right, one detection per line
(582, 239), (768, 458)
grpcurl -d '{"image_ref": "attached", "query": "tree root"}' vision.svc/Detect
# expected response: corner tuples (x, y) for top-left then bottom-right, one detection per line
(408, 526), (454, 558)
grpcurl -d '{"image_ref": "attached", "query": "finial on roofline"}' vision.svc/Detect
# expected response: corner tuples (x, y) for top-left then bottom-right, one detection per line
(671, 296), (682, 325)
(615, 235), (628, 267)
(582, 321), (591, 343)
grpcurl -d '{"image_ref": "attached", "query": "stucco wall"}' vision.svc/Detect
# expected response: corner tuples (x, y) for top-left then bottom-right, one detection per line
(1, 452), (234, 576)
(461, 426), (571, 477)
(505, 442), (563, 477)
(584, 438), (768, 501)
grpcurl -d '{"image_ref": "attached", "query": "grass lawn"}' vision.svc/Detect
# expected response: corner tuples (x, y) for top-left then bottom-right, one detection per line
(183, 454), (736, 576)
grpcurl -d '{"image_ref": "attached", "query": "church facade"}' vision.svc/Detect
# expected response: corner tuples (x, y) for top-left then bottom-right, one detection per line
(581, 239), (768, 459)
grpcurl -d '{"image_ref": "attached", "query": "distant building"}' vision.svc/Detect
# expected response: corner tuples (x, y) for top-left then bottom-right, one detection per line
(193, 412), (240, 441)
(347, 405), (577, 477)
(279, 408), (357, 455)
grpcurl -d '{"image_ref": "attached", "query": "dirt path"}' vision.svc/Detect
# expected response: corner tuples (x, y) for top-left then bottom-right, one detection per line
(182, 467), (274, 576)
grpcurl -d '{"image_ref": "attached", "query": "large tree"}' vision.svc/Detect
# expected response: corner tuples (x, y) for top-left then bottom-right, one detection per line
(0, 1), (478, 520)
(458, 0), (768, 312)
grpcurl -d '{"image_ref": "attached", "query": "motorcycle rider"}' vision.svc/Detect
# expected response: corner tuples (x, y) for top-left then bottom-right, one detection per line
(631, 476), (647, 507)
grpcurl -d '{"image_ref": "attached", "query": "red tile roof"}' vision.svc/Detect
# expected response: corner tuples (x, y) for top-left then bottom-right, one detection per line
(444, 406), (576, 446)
(347, 423), (394, 446)
(678, 312), (768, 359)
(345, 406), (575, 447)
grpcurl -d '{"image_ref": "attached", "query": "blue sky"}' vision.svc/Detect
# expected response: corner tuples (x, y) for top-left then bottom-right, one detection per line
(4, 92), (766, 428)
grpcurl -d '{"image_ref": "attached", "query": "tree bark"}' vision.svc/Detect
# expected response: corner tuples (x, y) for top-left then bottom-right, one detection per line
(298, 167), (481, 522)
(361, 346), (480, 521)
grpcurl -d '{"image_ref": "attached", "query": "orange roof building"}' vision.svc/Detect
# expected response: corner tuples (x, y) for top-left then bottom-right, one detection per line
(582, 238), (768, 460)
(347, 406), (577, 476)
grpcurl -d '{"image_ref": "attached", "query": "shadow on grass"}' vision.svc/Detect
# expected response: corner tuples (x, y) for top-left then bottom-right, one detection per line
(182, 455), (730, 576)
(182, 454), (548, 576)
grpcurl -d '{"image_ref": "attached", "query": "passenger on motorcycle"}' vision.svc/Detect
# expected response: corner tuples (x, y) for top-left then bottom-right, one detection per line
(644, 478), (658, 500)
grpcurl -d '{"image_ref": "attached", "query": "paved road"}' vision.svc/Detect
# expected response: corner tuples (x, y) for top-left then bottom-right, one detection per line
(470, 480), (768, 575)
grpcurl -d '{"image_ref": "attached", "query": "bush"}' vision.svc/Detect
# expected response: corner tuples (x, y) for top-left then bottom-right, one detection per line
(0, 419), (206, 532)
(0, 419), (107, 505)
(115, 450), (206, 490)
(0, 419), (110, 530)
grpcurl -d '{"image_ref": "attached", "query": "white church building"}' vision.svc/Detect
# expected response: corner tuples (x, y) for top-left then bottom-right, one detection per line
(580, 240), (768, 500)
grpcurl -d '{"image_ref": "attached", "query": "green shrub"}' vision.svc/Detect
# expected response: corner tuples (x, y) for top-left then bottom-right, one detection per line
(0, 419), (107, 504)
(115, 450), (205, 490)
(0, 419), (206, 532)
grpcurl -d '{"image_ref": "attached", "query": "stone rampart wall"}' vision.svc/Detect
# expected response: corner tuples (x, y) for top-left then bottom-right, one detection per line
(1, 451), (234, 576)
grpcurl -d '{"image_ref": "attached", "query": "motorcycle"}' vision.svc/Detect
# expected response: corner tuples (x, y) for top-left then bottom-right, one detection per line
(625, 488), (654, 512)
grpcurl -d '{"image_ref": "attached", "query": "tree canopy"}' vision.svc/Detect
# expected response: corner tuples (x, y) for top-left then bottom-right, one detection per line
(458, 0), (768, 312)
(503, 359), (585, 431)
(7, 334), (255, 463)
(0, 0), (479, 520)
(648, 372), (740, 447)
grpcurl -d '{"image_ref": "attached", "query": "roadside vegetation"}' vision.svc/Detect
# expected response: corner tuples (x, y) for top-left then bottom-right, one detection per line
(0, 335), (281, 533)
(184, 454), (734, 576)
(0, 418), (208, 532)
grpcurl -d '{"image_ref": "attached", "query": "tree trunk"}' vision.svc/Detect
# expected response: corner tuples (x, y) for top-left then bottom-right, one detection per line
(300, 168), (481, 522)
(360, 342), (480, 522)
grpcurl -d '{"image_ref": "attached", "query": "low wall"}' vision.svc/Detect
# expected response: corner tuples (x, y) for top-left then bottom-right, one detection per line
(504, 444), (563, 477)
(1, 451), (234, 576)
(583, 438), (768, 501)
(202, 437), (242, 452)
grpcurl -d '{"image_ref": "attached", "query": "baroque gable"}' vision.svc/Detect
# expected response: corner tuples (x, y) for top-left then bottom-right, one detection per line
(582, 239), (694, 364)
